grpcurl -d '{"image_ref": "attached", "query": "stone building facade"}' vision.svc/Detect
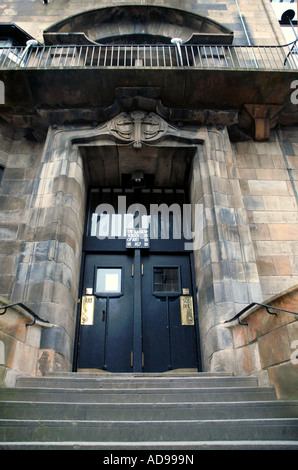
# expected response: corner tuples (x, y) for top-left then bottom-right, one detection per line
(0, 0), (297, 399)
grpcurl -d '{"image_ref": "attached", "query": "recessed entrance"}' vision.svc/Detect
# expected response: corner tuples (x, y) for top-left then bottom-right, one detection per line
(75, 187), (200, 373)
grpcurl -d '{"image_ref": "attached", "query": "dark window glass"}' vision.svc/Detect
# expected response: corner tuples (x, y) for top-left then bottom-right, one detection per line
(153, 267), (180, 293)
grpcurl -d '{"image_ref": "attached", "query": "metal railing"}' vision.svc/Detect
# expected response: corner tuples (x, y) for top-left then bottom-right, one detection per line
(0, 302), (50, 327)
(0, 41), (297, 70)
(225, 302), (298, 326)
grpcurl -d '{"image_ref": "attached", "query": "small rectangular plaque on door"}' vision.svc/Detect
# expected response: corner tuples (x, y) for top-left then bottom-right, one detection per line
(180, 296), (194, 326)
(81, 295), (95, 325)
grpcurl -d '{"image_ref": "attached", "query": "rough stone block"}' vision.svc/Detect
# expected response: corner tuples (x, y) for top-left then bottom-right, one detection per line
(268, 362), (298, 399)
(258, 325), (291, 368)
(235, 342), (261, 376)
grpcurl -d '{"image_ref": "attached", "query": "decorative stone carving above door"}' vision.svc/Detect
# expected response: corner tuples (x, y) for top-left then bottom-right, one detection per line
(108, 111), (167, 148)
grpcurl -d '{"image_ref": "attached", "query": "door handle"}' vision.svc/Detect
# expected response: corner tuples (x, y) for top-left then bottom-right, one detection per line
(102, 310), (105, 322)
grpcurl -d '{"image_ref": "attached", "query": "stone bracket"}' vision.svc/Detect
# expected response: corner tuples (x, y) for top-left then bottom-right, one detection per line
(243, 104), (283, 141)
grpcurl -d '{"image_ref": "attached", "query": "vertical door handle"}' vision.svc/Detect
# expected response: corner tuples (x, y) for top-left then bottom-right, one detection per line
(102, 310), (105, 322)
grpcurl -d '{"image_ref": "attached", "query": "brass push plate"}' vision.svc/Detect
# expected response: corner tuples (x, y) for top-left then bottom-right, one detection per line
(80, 295), (95, 325)
(180, 296), (194, 325)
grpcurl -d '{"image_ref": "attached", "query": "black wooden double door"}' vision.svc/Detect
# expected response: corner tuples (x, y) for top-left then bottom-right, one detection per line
(77, 252), (198, 372)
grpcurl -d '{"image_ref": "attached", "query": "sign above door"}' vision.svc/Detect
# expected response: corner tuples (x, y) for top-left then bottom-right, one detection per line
(126, 228), (150, 249)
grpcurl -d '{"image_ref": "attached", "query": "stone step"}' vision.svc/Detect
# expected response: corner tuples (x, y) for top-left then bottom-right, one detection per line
(0, 440), (298, 450)
(16, 374), (259, 390)
(0, 385), (277, 403)
(0, 418), (297, 443)
(1, 441), (298, 450)
(0, 400), (297, 421)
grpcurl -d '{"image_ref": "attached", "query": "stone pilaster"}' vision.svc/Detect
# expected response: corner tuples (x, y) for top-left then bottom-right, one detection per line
(190, 126), (263, 373)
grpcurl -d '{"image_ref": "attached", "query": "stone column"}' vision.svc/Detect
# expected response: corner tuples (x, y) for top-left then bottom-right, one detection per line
(190, 126), (263, 373)
(12, 126), (87, 374)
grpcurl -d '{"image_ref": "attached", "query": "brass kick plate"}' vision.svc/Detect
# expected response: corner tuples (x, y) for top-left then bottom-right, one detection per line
(180, 296), (194, 326)
(81, 295), (95, 325)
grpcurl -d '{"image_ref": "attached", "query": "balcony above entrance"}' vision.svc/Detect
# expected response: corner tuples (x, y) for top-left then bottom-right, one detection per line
(0, 5), (297, 141)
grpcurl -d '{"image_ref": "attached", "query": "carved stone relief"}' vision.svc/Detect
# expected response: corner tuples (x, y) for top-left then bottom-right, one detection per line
(107, 111), (167, 148)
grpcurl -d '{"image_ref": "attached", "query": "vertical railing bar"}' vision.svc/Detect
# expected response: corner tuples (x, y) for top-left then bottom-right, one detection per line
(221, 46), (229, 67)
(123, 45), (126, 67)
(185, 46), (190, 66)
(168, 45), (172, 67)
(288, 43), (297, 69)
(85, 46), (89, 66)
(16, 47), (23, 67)
(24, 47), (33, 67)
(110, 45), (113, 66)
(276, 45), (285, 69)
(190, 45), (196, 67)
(263, 46), (272, 70)
(51, 46), (56, 67)
(90, 46), (95, 67)
(0, 47), (6, 67)
(57, 47), (63, 67)
(103, 46), (107, 66)
(257, 45), (266, 68)
(162, 44), (166, 66)
(196, 46), (203, 67)
(76, 46), (82, 66)
(215, 45), (220, 67)
(286, 44), (296, 69)
(227, 46), (235, 68)
(209, 46), (214, 67)
(173, 44), (179, 66)
(0, 47), (5, 66)
(237, 46), (246, 68)
(7, 47), (16, 68)
(35, 46), (44, 67)
(203, 46), (209, 67)
(63, 47), (69, 67)
(231, 46), (239, 68)
(23, 47), (30, 67)
(44, 46), (51, 67)
(248, 45), (259, 69)
(156, 45), (159, 67)
(273, 46), (280, 69)
(96, 45), (100, 66)
(6, 47), (16, 67)
(80, 46), (84, 66)
(3, 47), (16, 68)
(5, 47), (11, 68)
(24, 47), (32, 67)
(210, 46), (216, 67)
(275, 44), (285, 69)
(250, 45), (260, 69)
(117, 45), (120, 67)
(16, 46), (24, 66)
(245, 46), (252, 68)
(276, 46), (284, 68)
(269, 46), (278, 69)
(70, 46), (76, 67)
(13, 47), (21, 68)
(32, 46), (40, 67)
(239, 46), (248, 68)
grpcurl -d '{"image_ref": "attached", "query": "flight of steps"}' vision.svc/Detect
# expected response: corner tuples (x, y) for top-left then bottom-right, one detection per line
(0, 372), (297, 450)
